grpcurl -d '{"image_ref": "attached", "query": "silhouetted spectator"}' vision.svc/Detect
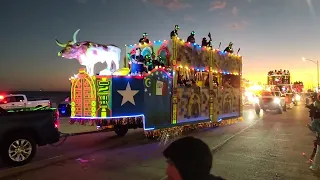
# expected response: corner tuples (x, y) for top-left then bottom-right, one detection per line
(163, 136), (225, 180)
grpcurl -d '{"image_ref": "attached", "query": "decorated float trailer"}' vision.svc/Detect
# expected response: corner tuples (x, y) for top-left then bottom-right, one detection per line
(56, 29), (243, 138)
(267, 70), (301, 107)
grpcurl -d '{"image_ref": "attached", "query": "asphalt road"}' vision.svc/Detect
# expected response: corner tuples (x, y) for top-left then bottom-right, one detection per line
(1, 105), (317, 180)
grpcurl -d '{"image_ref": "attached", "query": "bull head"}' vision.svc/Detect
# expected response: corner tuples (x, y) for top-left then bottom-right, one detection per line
(55, 29), (80, 48)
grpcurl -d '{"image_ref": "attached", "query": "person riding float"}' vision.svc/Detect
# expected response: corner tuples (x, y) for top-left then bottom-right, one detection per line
(139, 32), (150, 44)
(130, 48), (146, 75)
(187, 31), (196, 43)
(201, 32), (213, 48)
(224, 42), (234, 53)
(170, 25), (179, 39)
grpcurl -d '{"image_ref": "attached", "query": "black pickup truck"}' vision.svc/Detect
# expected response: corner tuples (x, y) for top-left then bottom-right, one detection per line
(0, 107), (60, 166)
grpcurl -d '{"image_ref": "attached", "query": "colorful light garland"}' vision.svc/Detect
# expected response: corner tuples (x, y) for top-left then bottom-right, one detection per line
(174, 65), (241, 76)
(145, 116), (243, 139)
(69, 66), (172, 80)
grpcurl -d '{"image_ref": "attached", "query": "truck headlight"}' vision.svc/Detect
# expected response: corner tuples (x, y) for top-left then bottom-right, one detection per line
(253, 97), (259, 104)
(295, 95), (301, 101)
(274, 97), (280, 104)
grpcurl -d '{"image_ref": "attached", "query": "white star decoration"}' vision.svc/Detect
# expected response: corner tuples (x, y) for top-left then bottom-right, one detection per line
(117, 82), (139, 106)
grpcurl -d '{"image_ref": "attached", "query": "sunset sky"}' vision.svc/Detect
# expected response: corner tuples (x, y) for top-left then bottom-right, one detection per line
(0, 0), (319, 91)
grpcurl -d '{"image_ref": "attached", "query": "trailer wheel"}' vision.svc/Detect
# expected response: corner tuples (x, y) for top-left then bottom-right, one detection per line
(277, 107), (283, 114)
(1, 132), (37, 167)
(114, 125), (128, 137)
(255, 107), (260, 115)
(282, 103), (287, 112)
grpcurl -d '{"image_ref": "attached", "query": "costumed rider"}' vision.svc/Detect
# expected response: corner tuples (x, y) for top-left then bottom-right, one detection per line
(201, 37), (208, 47)
(145, 54), (153, 71)
(151, 53), (161, 67)
(187, 31), (196, 44)
(139, 32), (150, 44)
(224, 42), (234, 53)
(201, 32), (213, 48)
(130, 48), (146, 75)
(170, 25), (179, 39)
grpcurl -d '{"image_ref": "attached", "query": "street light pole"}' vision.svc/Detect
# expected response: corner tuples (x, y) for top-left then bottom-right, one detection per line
(302, 57), (319, 91)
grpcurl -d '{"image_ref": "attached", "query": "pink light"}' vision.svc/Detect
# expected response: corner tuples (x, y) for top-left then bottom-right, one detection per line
(71, 114), (144, 120)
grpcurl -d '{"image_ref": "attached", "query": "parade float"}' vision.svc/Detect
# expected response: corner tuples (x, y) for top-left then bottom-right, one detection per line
(55, 28), (243, 138)
(266, 69), (301, 106)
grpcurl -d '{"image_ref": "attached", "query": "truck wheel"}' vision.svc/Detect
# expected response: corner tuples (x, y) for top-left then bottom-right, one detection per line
(282, 103), (287, 112)
(1, 133), (37, 167)
(114, 125), (128, 137)
(277, 108), (283, 114)
(255, 107), (260, 115)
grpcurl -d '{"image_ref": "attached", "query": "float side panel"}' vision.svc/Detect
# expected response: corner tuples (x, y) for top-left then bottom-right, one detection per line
(175, 42), (210, 68)
(143, 69), (172, 130)
(111, 76), (144, 117)
(70, 69), (97, 117)
(95, 76), (113, 117)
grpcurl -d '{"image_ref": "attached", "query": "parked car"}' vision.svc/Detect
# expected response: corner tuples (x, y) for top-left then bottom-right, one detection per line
(0, 94), (51, 110)
(254, 91), (286, 114)
(0, 107), (60, 166)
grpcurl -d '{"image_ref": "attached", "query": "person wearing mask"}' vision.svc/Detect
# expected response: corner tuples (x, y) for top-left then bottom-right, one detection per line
(139, 32), (150, 44)
(186, 31), (196, 44)
(223, 42), (234, 53)
(201, 37), (209, 47)
(163, 136), (225, 180)
(170, 25), (180, 39)
(308, 94), (320, 120)
(314, 94), (320, 110)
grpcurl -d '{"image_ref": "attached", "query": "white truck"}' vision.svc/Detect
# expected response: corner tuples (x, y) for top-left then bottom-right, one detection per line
(254, 91), (287, 114)
(0, 94), (51, 110)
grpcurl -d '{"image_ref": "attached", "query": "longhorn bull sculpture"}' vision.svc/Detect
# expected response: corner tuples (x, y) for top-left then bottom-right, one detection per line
(55, 29), (121, 76)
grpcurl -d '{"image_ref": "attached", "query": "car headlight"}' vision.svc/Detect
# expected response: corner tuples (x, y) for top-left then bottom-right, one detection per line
(274, 97), (280, 104)
(295, 95), (301, 101)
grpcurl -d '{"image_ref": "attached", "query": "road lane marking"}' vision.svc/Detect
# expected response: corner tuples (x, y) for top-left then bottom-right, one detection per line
(224, 152), (303, 166)
(236, 136), (291, 141)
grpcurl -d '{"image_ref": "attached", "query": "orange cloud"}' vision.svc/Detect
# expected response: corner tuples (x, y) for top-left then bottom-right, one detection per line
(143, 0), (191, 11)
(232, 6), (238, 16)
(209, 1), (227, 11)
(229, 20), (248, 30)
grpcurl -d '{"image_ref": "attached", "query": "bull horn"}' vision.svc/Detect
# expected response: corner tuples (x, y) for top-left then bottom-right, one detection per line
(55, 39), (66, 47)
(72, 29), (80, 44)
